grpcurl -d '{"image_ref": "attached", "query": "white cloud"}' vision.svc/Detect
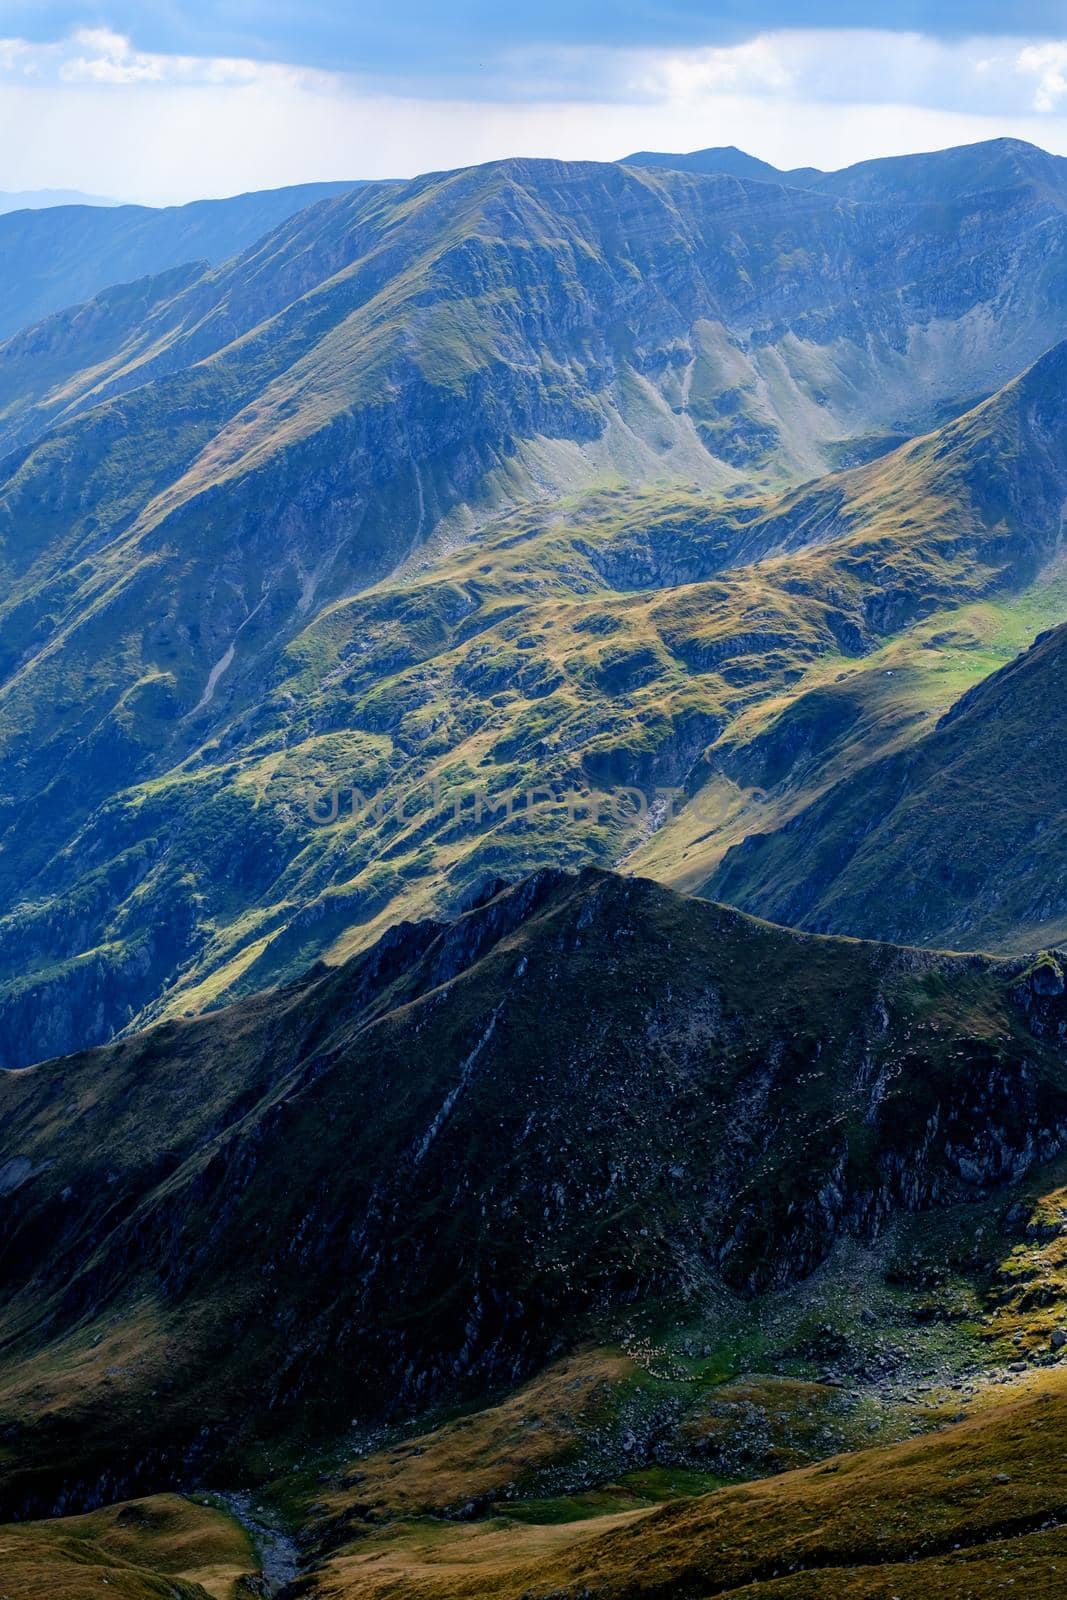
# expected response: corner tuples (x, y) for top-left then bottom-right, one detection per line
(0, 28), (330, 94)
(1017, 43), (1067, 111)
(60, 28), (165, 84)
(0, 36), (37, 75)
(491, 30), (1067, 119)
(624, 37), (794, 101)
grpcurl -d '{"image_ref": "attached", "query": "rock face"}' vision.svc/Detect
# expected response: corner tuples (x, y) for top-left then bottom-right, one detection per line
(709, 619), (1067, 953)
(1, 868), (1066, 1513)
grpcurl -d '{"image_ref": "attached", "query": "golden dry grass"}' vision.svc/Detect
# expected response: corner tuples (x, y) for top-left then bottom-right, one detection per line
(315, 1349), (637, 1537)
(303, 1369), (1067, 1599)
(0, 1493), (256, 1599)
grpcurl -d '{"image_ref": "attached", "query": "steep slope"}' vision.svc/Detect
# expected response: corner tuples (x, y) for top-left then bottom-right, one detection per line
(0, 180), (360, 340)
(624, 335), (1067, 891)
(1, 868), (1067, 1519)
(708, 618), (1067, 952)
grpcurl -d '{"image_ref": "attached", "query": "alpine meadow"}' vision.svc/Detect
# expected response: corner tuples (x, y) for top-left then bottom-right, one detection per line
(4, 6), (1067, 1597)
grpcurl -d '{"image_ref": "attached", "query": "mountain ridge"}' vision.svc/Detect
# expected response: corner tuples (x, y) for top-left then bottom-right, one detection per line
(2, 866), (1066, 1516)
(621, 135), (1067, 207)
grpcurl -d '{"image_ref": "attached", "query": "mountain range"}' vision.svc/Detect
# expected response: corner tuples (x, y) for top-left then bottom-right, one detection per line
(2, 139), (1067, 1070)
(4, 134), (1067, 1598)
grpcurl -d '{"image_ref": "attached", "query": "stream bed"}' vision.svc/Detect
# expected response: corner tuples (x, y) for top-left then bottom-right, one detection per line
(202, 1489), (302, 1595)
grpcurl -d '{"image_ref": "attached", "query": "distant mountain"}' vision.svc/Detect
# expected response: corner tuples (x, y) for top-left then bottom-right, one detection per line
(621, 144), (821, 185)
(624, 136), (1067, 208)
(709, 612), (1067, 952)
(0, 188), (118, 214)
(0, 178), (360, 339)
(2, 866), (1064, 1512)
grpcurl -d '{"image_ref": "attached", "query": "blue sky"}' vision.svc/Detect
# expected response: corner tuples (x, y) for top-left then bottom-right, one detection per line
(2, 3), (1067, 201)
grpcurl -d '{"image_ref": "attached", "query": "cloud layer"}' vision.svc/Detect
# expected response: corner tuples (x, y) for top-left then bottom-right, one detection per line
(2, 25), (1067, 202)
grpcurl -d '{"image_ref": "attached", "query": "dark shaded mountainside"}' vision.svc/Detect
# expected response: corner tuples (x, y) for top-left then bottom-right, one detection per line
(2, 868), (1067, 1520)
(0, 178), (361, 340)
(4, 140), (1067, 1070)
(709, 616), (1067, 952)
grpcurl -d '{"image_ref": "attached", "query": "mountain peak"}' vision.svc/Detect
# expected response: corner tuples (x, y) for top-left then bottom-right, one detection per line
(622, 144), (796, 183)
(810, 135), (1067, 206)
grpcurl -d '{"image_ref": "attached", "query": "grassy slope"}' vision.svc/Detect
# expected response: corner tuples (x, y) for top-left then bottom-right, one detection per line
(630, 556), (1067, 898)
(304, 1372), (1067, 1599)
(0, 1493), (254, 1599)
(100, 341), (1067, 1025)
(706, 615), (1067, 951)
